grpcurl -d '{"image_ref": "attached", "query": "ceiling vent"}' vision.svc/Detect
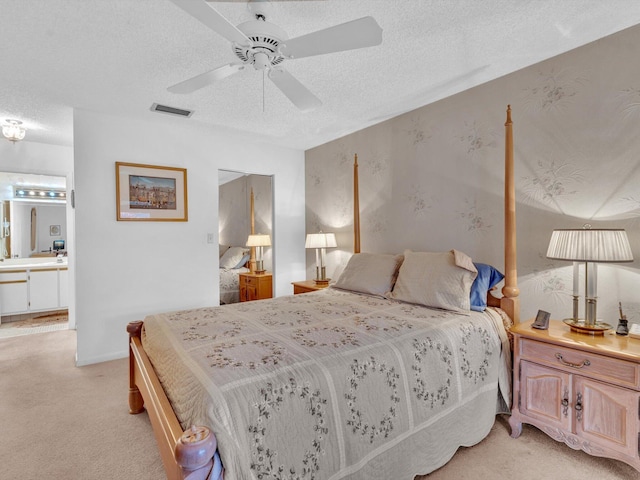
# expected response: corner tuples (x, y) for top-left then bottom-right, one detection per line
(150, 103), (193, 118)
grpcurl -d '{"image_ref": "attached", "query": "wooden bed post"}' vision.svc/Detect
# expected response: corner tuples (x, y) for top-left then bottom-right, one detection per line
(249, 188), (256, 273)
(501, 105), (520, 323)
(353, 154), (361, 254)
(127, 321), (145, 414)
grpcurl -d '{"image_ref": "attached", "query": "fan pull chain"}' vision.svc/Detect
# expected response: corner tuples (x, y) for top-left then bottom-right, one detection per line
(262, 70), (265, 113)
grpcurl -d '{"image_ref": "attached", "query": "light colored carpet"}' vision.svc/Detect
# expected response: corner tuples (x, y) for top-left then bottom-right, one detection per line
(0, 330), (636, 479)
(0, 330), (164, 479)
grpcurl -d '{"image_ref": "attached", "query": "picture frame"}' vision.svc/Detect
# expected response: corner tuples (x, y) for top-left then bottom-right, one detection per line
(115, 162), (188, 221)
(50, 224), (61, 236)
(532, 309), (551, 330)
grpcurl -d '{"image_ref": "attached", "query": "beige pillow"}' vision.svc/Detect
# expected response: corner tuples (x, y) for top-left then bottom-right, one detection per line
(333, 252), (404, 297)
(387, 250), (477, 312)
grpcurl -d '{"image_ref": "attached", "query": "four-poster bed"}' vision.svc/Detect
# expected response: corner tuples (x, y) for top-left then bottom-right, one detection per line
(128, 106), (520, 479)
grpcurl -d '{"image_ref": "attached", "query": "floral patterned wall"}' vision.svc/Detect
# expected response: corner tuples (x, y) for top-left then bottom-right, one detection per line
(306, 24), (640, 326)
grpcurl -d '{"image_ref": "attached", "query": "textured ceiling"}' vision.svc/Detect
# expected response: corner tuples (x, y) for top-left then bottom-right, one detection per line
(2, 0), (640, 150)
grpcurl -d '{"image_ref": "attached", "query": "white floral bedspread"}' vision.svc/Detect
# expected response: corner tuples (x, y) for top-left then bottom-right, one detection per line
(219, 267), (249, 305)
(142, 288), (511, 480)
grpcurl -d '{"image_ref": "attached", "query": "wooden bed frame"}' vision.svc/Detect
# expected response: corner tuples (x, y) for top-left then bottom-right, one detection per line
(128, 106), (520, 479)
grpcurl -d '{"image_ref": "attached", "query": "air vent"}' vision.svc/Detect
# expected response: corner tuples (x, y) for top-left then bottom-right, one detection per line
(150, 103), (193, 118)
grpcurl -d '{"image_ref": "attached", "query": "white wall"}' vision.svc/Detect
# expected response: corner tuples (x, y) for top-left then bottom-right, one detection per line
(73, 109), (305, 366)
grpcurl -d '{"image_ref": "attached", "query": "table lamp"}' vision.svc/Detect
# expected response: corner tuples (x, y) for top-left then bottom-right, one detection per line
(546, 225), (633, 333)
(246, 234), (271, 274)
(305, 232), (337, 285)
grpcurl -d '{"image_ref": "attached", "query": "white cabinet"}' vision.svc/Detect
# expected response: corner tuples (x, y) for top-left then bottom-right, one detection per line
(29, 269), (60, 311)
(59, 268), (69, 308)
(0, 265), (68, 316)
(0, 269), (29, 314)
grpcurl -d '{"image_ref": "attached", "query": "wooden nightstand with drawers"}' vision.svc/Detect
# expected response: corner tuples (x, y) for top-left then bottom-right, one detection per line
(291, 280), (329, 295)
(509, 319), (640, 472)
(239, 272), (272, 302)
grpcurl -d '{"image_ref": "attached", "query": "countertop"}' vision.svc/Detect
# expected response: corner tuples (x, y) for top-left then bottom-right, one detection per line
(0, 257), (68, 271)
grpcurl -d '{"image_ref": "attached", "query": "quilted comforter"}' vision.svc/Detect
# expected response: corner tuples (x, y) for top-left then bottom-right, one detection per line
(142, 288), (511, 480)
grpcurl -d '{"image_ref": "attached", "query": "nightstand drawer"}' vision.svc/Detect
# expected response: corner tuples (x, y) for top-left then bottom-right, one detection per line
(520, 338), (640, 390)
(243, 275), (258, 286)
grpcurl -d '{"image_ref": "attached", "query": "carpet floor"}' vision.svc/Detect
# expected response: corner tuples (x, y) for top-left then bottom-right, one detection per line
(0, 330), (637, 479)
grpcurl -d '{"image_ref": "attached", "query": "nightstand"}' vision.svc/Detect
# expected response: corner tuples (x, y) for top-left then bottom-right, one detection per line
(239, 272), (272, 302)
(291, 280), (329, 295)
(509, 319), (640, 472)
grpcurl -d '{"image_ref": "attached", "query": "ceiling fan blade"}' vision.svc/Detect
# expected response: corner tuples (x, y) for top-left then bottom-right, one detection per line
(268, 69), (322, 111)
(279, 16), (382, 59)
(168, 63), (244, 94)
(169, 0), (250, 45)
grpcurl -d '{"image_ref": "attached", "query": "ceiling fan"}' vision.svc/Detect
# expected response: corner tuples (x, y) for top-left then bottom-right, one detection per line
(167, 0), (383, 111)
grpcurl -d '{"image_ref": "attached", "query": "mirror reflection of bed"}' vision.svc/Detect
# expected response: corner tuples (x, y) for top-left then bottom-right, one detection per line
(218, 170), (272, 304)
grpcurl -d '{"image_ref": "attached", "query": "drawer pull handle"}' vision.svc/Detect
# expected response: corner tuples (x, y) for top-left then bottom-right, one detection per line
(555, 353), (590, 369)
(561, 387), (569, 417)
(575, 392), (583, 422)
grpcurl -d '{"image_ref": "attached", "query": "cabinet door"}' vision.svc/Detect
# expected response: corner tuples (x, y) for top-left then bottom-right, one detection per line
(29, 269), (59, 311)
(520, 361), (572, 432)
(59, 269), (69, 308)
(239, 275), (249, 302)
(575, 376), (639, 458)
(246, 285), (258, 301)
(257, 276), (272, 300)
(0, 271), (28, 314)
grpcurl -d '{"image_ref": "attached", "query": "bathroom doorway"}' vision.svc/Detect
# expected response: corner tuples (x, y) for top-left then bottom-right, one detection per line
(0, 172), (70, 338)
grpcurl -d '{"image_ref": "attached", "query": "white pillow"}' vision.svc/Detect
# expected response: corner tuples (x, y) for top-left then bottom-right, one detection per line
(333, 252), (404, 297)
(387, 250), (477, 312)
(220, 246), (249, 269)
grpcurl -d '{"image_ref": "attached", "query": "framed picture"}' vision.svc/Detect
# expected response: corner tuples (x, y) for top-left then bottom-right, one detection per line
(115, 162), (188, 221)
(50, 224), (61, 236)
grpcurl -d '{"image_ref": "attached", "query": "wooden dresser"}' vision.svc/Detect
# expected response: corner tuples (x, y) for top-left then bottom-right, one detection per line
(291, 280), (329, 295)
(239, 272), (272, 302)
(509, 319), (640, 472)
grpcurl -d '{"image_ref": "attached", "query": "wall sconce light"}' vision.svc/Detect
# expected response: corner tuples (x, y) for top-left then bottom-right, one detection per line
(305, 232), (337, 285)
(546, 225), (633, 334)
(2, 119), (26, 143)
(246, 233), (271, 274)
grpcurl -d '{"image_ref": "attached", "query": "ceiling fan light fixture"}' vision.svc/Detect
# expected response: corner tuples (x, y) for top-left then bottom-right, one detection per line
(2, 119), (26, 143)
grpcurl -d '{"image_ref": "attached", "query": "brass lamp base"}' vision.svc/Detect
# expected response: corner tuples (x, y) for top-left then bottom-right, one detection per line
(563, 318), (612, 335)
(313, 278), (330, 286)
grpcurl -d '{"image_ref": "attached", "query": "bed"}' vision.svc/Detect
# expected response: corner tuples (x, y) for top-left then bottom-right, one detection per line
(128, 106), (520, 480)
(219, 246), (250, 305)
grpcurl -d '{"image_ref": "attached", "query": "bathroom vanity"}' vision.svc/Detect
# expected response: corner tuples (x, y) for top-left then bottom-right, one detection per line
(0, 257), (68, 318)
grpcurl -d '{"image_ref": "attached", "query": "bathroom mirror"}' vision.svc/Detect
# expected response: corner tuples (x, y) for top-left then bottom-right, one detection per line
(0, 172), (67, 259)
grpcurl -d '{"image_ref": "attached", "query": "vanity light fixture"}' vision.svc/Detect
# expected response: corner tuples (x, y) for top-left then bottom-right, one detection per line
(14, 187), (66, 201)
(547, 225), (633, 333)
(2, 119), (26, 143)
(246, 233), (271, 274)
(305, 232), (337, 285)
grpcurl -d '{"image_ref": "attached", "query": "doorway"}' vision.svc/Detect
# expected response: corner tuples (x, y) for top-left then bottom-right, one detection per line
(218, 170), (273, 304)
(0, 172), (71, 338)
